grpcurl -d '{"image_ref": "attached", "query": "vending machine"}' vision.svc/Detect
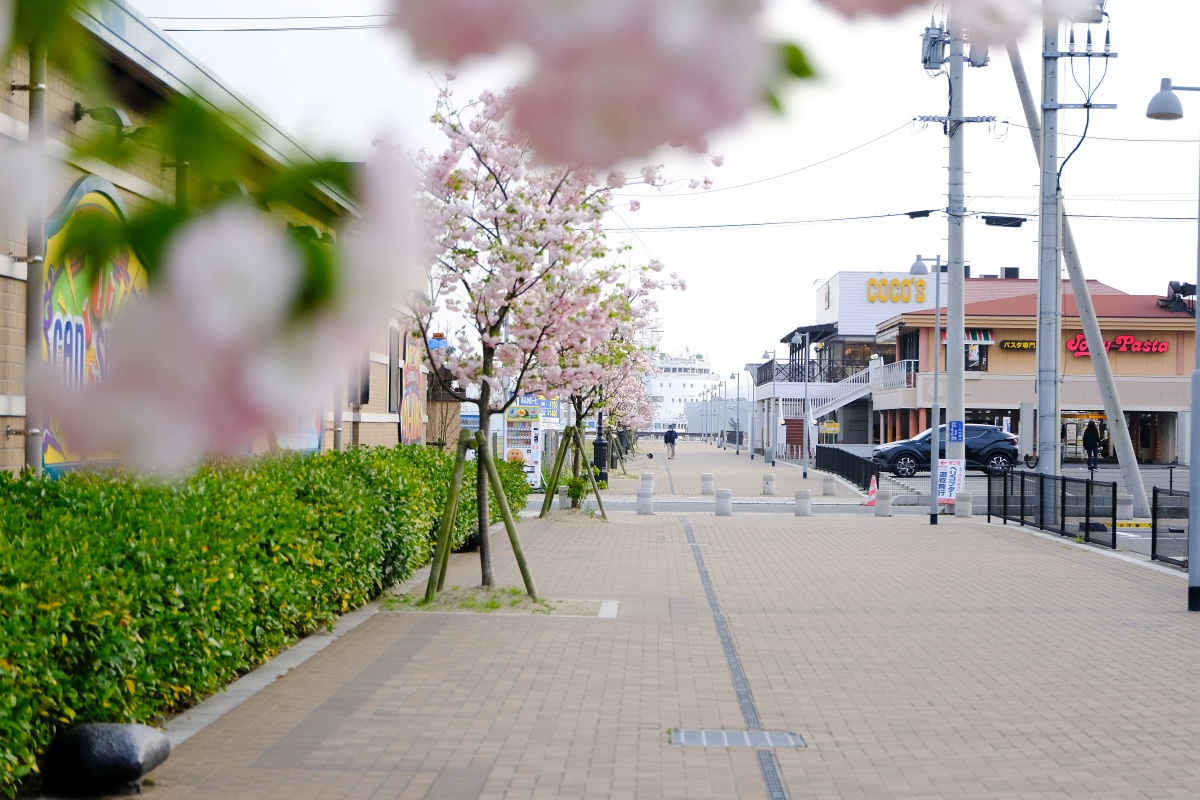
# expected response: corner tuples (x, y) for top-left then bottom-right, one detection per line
(504, 398), (543, 488)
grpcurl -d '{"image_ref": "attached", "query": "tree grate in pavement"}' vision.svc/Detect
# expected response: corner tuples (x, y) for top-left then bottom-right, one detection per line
(670, 729), (806, 748)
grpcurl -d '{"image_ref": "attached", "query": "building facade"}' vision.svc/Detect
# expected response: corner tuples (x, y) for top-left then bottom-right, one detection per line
(1, 1), (413, 472)
(751, 270), (1193, 465)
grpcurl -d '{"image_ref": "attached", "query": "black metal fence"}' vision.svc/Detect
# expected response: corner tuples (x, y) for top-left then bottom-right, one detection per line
(815, 445), (878, 492)
(986, 470), (1117, 548)
(1151, 487), (1189, 568)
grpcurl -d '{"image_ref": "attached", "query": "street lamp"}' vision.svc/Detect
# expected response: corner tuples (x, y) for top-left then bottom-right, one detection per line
(720, 380), (727, 449)
(1147, 77), (1200, 611)
(763, 348), (777, 466)
(792, 331), (809, 478)
(730, 372), (741, 455)
(748, 366), (756, 460)
(911, 255), (943, 526)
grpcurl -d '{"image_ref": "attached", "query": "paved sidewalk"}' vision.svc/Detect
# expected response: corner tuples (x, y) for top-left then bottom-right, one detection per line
(602, 440), (862, 502)
(143, 503), (1199, 799)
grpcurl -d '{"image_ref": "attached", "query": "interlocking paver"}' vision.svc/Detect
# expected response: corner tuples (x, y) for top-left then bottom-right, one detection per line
(144, 448), (1199, 799)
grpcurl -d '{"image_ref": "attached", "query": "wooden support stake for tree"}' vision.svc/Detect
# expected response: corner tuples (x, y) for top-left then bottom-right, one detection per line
(476, 432), (539, 600)
(425, 430), (473, 602)
(539, 425), (574, 518)
(573, 426), (608, 522)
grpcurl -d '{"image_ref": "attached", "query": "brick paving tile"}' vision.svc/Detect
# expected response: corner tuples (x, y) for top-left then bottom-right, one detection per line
(145, 474), (1200, 800)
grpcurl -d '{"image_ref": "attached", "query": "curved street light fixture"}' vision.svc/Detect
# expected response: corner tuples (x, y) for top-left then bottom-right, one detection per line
(1146, 77), (1200, 611)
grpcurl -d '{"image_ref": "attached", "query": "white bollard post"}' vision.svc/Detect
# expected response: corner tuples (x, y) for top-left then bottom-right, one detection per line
(822, 475), (836, 496)
(700, 473), (714, 495)
(954, 491), (973, 517)
(874, 490), (893, 517)
(1116, 494), (1134, 521)
(640, 473), (654, 491)
(557, 486), (569, 510)
(763, 474), (775, 495)
(715, 489), (733, 516)
(795, 489), (812, 517)
(637, 487), (653, 515)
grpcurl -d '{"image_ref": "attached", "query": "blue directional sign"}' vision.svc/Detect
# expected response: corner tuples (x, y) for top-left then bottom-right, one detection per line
(948, 420), (964, 443)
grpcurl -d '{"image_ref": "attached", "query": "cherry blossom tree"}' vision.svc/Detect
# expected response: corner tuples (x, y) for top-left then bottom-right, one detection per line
(410, 84), (683, 585)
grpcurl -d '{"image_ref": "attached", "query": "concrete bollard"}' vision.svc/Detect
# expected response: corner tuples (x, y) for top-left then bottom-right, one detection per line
(636, 487), (653, 515)
(794, 489), (812, 517)
(954, 491), (973, 518)
(1116, 493), (1134, 521)
(822, 475), (836, 496)
(700, 473), (714, 495)
(640, 473), (654, 491)
(715, 489), (733, 516)
(557, 486), (569, 510)
(763, 474), (776, 496)
(874, 490), (893, 517)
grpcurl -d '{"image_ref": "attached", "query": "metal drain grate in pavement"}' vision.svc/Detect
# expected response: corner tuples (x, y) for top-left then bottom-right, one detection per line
(670, 729), (807, 748)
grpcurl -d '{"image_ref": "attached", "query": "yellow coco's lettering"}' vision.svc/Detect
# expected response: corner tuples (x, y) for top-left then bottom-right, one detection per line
(866, 278), (926, 303)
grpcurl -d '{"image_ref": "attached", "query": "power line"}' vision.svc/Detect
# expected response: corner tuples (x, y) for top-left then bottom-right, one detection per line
(617, 209), (1196, 233)
(162, 24), (386, 32)
(150, 14), (388, 20)
(1009, 121), (1197, 144)
(633, 121), (914, 200)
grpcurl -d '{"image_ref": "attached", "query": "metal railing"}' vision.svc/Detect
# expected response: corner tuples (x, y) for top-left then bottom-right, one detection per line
(815, 445), (878, 492)
(1151, 487), (1189, 568)
(986, 470), (1117, 548)
(755, 358), (873, 386)
(871, 359), (918, 390)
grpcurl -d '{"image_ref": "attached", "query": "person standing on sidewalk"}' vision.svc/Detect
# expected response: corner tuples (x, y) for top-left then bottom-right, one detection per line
(664, 425), (677, 459)
(1082, 420), (1101, 471)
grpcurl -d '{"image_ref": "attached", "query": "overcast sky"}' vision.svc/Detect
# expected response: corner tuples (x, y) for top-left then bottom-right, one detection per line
(127, 1), (1200, 395)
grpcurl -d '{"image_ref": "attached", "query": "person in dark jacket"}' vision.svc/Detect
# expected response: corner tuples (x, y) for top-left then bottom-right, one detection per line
(664, 425), (678, 459)
(1082, 420), (1101, 471)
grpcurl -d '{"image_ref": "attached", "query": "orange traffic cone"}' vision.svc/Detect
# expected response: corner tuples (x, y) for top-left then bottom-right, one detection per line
(863, 475), (878, 506)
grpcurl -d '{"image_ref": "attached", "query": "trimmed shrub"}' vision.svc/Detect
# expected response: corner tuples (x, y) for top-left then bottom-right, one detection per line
(0, 445), (527, 798)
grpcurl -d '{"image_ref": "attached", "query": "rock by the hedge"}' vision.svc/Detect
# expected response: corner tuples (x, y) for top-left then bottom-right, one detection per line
(41, 723), (170, 797)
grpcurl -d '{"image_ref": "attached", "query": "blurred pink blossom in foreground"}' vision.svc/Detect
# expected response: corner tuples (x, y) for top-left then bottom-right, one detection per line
(392, 0), (772, 167)
(818, 0), (1093, 45)
(42, 153), (423, 473)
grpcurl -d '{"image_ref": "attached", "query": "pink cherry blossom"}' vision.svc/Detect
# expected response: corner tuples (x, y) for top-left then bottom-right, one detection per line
(391, 0), (773, 167)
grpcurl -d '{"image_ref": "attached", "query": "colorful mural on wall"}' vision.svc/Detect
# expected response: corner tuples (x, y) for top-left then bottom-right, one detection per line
(400, 331), (423, 444)
(41, 177), (148, 472)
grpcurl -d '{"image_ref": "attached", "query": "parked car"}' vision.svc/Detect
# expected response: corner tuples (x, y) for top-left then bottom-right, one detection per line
(871, 424), (1018, 477)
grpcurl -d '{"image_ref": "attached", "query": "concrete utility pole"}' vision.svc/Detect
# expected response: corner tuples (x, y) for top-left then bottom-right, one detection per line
(916, 7), (994, 470)
(945, 9), (967, 467)
(1006, 39), (1148, 516)
(1035, 10), (1064, 477)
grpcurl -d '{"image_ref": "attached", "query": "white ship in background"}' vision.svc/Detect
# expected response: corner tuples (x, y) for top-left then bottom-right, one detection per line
(643, 347), (720, 434)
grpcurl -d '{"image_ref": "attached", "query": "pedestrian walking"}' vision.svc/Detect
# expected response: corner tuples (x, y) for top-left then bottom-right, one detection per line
(663, 425), (678, 459)
(1082, 420), (1101, 471)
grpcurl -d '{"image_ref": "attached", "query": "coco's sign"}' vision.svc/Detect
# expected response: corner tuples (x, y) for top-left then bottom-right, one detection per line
(866, 277), (926, 304)
(1065, 333), (1170, 358)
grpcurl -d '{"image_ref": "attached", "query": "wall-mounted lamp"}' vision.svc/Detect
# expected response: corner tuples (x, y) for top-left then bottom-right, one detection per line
(73, 102), (132, 128)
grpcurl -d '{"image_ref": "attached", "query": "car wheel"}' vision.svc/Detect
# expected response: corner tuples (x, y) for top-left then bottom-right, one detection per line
(986, 453), (1012, 474)
(893, 454), (918, 478)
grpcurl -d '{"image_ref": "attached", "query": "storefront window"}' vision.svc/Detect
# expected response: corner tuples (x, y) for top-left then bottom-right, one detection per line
(965, 344), (989, 372)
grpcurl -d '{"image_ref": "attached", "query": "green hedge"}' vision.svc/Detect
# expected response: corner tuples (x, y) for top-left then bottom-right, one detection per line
(0, 445), (528, 797)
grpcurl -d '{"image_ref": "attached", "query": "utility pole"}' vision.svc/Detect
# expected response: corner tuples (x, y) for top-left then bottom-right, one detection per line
(916, 5), (993, 471)
(1036, 8), (1064, 477)
(1006, 28), (1147, 515)
(945, 9), (967, 468)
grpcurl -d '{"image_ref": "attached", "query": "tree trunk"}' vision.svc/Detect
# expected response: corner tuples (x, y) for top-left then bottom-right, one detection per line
(475, 382), (494, 587)
(570, 397), (583, 508)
